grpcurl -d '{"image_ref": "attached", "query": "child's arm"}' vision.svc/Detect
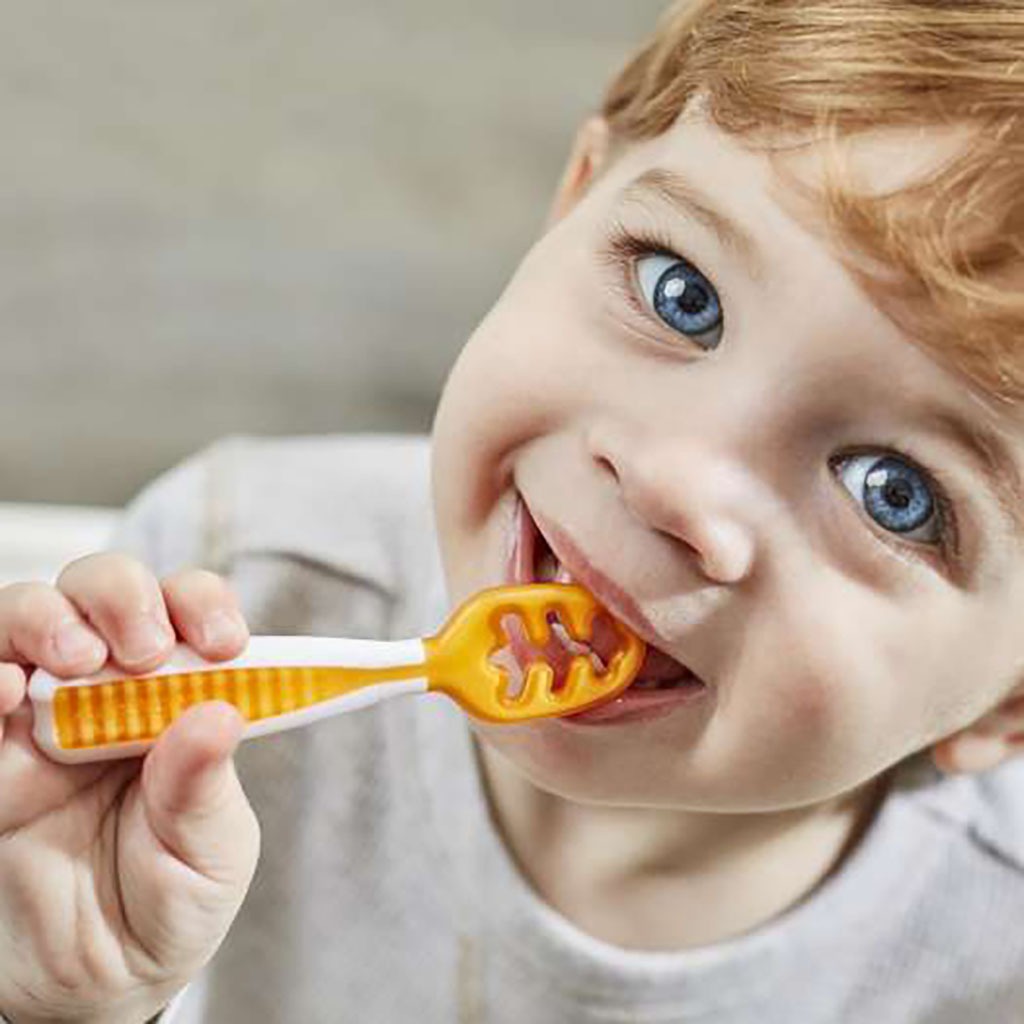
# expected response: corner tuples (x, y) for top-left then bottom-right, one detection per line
(0, 553), (258, 1024)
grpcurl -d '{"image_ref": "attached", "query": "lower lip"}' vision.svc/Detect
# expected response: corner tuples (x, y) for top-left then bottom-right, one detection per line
(558, 682), (707, 727)
(504, 491), (709, 728)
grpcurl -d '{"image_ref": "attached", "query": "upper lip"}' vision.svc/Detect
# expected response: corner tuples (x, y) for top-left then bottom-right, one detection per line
(517, 494), (700, 676)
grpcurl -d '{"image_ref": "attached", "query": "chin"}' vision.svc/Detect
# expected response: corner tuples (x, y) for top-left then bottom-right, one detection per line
(470, 712), (870, 813)
(468, 719), (630, 803)
(469, 716), (687, 806)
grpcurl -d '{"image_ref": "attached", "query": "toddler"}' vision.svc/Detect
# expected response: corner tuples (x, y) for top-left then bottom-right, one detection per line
(1, 2), (1023, 1021)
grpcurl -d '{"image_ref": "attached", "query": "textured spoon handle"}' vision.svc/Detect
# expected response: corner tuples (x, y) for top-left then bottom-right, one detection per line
(28, 635), (428, 763)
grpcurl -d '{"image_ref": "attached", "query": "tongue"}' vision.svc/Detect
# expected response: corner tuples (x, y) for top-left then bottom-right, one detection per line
(634, 645), (691, 684)
(588, 616), (691, 685)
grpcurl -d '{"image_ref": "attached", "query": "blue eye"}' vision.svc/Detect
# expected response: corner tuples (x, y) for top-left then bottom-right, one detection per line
(834, 454), (942, 545)
(636, 254), (723, 349)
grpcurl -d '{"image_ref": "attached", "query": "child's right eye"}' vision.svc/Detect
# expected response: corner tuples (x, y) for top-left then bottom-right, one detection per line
(635, 253), (724, 350)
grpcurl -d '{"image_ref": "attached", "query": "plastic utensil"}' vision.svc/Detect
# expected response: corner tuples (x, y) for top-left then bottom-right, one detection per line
(28, 583), (645, 763)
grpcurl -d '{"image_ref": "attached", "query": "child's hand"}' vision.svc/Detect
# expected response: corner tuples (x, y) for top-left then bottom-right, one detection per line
(0, 554), (259, 1024)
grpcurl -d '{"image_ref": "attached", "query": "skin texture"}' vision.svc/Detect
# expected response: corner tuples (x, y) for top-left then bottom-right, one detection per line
(430, 107), (1024, 947)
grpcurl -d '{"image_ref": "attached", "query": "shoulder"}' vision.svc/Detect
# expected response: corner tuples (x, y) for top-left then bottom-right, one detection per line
(113, 433), (444, 637)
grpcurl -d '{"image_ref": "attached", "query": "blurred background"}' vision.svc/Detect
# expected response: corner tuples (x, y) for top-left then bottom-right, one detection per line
(3, 1), (664, 507)
(0, 1), (664, 579)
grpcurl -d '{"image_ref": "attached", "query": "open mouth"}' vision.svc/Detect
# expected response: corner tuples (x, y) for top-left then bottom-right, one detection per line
(501, 492), (707, 718)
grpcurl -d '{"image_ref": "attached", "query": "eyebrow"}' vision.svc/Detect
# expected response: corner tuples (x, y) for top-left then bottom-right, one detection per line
(619, 168), (766, 278)
(919, 407), (1024, 542)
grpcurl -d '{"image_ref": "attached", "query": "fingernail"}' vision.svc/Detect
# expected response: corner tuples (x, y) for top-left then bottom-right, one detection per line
(122, 618), (174, 664)
(201, 610), (245, 648)
(54, 621), (106, 665)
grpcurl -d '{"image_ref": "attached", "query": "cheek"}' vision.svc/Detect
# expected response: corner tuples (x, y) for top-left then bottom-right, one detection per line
(709, 584), (935, 802)
(435, 263), (571, 464)
(431, 249), (583, 599)
(440, 222), (607, 416)
(433, 242), (599, 525)
(899, 607), (1016, 744)
(720, 661), (852, 794)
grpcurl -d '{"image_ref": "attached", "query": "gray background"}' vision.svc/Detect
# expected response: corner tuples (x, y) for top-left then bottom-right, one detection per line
(3, 1), (664, 506)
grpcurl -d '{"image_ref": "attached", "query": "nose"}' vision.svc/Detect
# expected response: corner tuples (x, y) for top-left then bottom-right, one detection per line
(587, 423), (758, 585)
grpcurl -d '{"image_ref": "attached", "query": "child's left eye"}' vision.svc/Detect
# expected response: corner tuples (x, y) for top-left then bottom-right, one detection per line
(636, 254), (724, 349)
(832, 452), (947, 548)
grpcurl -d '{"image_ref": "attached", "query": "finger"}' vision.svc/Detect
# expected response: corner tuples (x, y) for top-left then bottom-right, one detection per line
(0, 582), (108, 676)
(932, 732), (1008, 775)
(0, 664), (26, 717)
(58, 552), (176, 673)
(0, 663), (26, 744)
(161, 569), (249, 662)
(140, 701), (259, 881)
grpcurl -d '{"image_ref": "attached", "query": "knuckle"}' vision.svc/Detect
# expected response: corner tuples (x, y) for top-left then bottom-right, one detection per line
(61, 551), (153, 592)
(58, 550), (120, 583)
(61, 553), (161, 618)
(163, 566), (229, 600)
(7, 582), (57, 618)
(4, 584), (63, 646)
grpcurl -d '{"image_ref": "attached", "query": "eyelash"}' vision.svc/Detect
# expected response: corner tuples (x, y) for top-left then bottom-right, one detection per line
(599, 221), (963, 568)
(602, 221), (689, 328)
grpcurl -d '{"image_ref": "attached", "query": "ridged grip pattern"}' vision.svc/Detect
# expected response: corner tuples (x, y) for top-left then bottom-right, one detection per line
(52, 663), (424, 749)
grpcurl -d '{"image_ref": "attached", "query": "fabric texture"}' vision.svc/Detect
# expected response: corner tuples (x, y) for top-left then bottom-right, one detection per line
(111, 434), (1024, 1024)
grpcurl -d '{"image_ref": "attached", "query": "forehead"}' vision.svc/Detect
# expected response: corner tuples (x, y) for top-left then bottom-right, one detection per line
(635, 108), (973, 257)
(597, 111), (964, 336)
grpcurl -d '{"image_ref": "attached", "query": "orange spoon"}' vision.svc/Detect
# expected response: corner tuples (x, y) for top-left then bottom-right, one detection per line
(28, 583), (646, 763)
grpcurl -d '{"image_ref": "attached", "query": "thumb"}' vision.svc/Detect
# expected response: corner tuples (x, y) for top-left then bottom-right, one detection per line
(141, 701), (257, 881)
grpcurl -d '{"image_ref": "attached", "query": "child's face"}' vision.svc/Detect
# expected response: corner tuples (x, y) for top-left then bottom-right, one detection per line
(430, 108), (1024, 811)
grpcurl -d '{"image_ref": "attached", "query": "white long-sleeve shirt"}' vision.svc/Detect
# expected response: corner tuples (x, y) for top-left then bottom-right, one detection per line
(114, 434), (1024, 1024)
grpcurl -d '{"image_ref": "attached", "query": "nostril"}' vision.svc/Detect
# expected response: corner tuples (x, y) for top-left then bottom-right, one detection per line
(584, 422), (627, 478)
(593, 451), (619, 484)
(599, 440), (756, 587)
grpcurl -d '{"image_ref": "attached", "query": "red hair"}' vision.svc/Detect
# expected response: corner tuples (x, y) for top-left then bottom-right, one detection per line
(602, 1), (1024, 405)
